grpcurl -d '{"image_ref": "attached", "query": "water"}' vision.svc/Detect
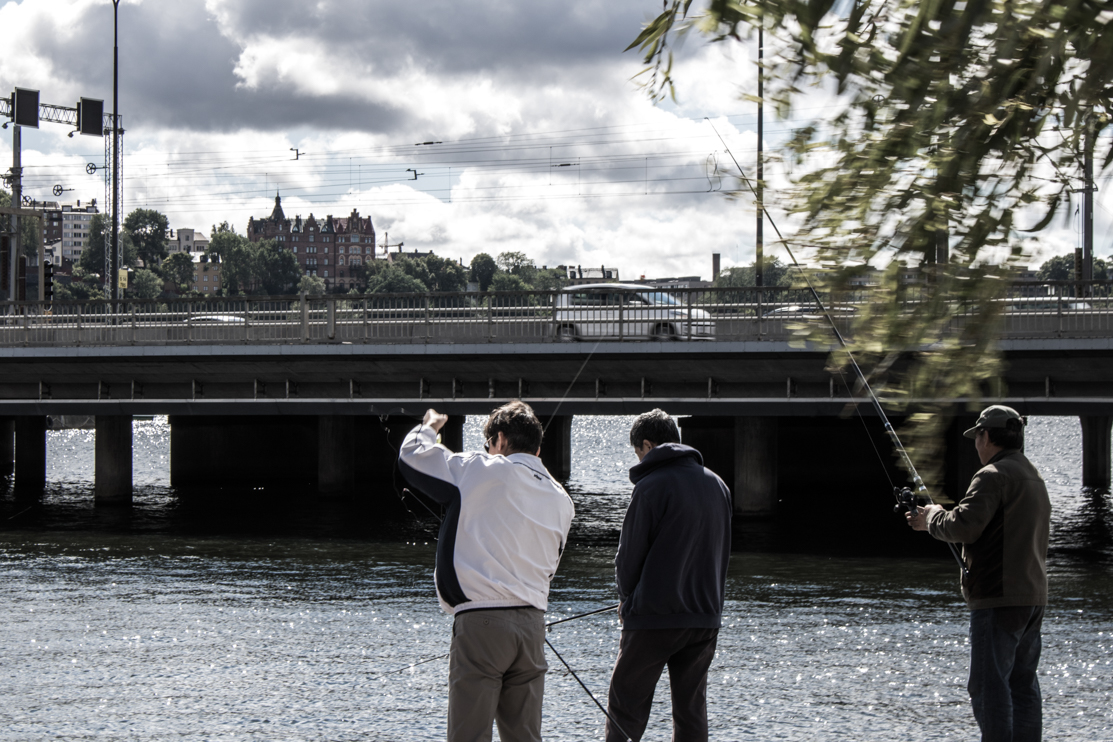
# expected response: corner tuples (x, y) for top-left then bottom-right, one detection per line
(1, 416), (1111, 740)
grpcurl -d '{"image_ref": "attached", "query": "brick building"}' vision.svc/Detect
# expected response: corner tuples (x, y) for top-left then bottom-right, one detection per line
(246, 195), (376, 291)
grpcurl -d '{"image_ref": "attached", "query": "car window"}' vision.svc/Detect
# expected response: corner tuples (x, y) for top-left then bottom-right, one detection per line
(569, 292), (607, 306)
(638, 292), (680, 305)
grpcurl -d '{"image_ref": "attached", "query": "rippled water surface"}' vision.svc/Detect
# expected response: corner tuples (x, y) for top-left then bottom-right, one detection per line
(1, 415), (1111, 740)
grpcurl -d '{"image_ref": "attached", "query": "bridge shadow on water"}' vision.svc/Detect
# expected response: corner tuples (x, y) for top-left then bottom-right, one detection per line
(1, 475), (1110, 567)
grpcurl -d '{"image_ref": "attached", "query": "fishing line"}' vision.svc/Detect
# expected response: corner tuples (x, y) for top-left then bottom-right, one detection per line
(706, 118), (967, 575)
(544, 636), (632, 742)
(373, 604), (621, 677)
(544, 337), (604, 437)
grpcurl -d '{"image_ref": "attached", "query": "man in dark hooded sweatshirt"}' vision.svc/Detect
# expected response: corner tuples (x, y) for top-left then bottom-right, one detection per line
(605, 409), (732, 742)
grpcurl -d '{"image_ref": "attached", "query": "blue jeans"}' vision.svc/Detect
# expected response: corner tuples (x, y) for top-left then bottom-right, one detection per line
(968, 606), (1045, 742)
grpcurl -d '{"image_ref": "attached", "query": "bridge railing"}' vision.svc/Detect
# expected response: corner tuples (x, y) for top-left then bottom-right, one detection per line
(2, 281), (1112, 346)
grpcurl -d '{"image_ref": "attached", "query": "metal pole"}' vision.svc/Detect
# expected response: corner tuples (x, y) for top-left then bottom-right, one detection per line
(755, 19), (764, 288)
(1084, 113), (1094, 287)
(111, 0), (120, 307)
(10, 119), (21, 304)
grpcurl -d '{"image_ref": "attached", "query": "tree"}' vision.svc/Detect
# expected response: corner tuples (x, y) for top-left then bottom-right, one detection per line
(298, 274), (326, 295)
(0, 189), (42, 257)
(490, 272), (531, 292)
(123, 208), (170, 267)
(130, 269), (163, 299)
(469, 253), (498, 291)
(367, 264), (428, 293)
(1036, 254), (1110, 282)
(207, 222), (242, 261)
(76, 214), (138, 277)
(496, 251), (538, 285)
(162, 252), (195, 292)
(713, 258), (794, 289)
(629, 1), (1113, 491)
(421, 254), (468, 293)
(53, 266), (105, 302)
(255, 240), (301, 294)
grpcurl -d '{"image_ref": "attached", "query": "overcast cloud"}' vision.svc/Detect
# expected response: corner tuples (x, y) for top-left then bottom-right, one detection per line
(0, 0), (1094, 279)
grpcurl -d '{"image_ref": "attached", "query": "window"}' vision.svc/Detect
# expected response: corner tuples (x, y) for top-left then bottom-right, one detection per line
(338, 247), (345, 254)
(306, 246), (317, 254)
(350, 257), (361, 267)
(292, 245), (297, 253)
(309, 235), (315, 242)
(204, 276), (209, 282)
(323, 270), (329, 277)
(338, 257), (345, 266)
(323, 259), (328, 266)
(322, 236), (331, 242)
(307, 258), (318, 266)
(323, 247), (328, 254)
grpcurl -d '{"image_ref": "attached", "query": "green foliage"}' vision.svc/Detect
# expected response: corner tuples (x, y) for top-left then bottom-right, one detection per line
(162, 252), (195, 292)
(366, 263), (429, 293)
(627, 0), (1113, 493)
(207, 222), (242, 260)
(469, 252), (498, 291)
(0, 189), (43, 257)
(298, 274), (326, 295)
(1036, 253), (1110, 281)
(130, 268), (163, 299)
(76, 214), (138, 276)
(53, 266), (105, 302)
(255, 240), (301, 295)
(123, 208), (170, 267)
(713, 258), (794, 288)
(490, 272), (531, 292)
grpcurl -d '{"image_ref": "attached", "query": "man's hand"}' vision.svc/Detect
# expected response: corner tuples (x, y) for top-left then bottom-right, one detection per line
(423, 408), (449, 432)
(906, 504), (943, 531)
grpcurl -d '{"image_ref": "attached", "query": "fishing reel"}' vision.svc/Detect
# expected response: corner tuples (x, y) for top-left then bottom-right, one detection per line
(892, 486), (921, 515)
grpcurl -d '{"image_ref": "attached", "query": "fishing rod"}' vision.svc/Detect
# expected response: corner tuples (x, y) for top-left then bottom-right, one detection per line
(544, 636), (633, 742)
(373, 603), (621, 676)
(706, 119), (968, 577)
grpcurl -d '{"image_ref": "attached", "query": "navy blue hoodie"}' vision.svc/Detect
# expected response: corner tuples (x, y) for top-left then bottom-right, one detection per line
(616, 443), (732, 630)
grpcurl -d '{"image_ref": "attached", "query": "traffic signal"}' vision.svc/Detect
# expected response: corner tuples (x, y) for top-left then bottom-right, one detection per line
(76, 98), (104, 137)
(13, 88), (40, 128)
(43, 260), (54, 302)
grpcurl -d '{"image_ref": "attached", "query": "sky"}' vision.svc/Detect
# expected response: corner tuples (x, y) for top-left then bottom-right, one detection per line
(0, 0), (1104, 281)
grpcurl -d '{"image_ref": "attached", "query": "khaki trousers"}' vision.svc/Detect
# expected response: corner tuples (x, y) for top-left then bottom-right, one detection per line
(448, 607), (547, 742)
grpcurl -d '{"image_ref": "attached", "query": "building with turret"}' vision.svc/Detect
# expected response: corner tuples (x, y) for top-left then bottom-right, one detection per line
(246, 194), (376, 291)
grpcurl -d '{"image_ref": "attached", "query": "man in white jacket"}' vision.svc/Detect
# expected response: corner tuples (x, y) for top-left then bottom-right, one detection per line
(398, 401), (574, 742)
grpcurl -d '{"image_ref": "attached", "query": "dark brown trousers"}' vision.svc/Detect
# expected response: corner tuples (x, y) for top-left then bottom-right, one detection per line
(605, 627), (719, 742)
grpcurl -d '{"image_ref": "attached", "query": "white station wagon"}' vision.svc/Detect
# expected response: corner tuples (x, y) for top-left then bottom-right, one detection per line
(553, 283), (715, 340)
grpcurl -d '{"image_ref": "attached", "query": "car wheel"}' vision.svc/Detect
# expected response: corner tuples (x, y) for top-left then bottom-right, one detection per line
(651, 323), (676, 340)
(555, 324), (578, 342)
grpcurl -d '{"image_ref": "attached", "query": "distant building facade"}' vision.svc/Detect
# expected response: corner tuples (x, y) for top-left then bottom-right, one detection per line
(36, 199), (98, 262)
(246, 195), (376, 291)
(190, 253), (222, 294)
(168, 228), (210, 255)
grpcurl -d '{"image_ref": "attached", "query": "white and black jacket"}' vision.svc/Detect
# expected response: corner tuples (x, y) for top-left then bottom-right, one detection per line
(398, 424), (575, 616)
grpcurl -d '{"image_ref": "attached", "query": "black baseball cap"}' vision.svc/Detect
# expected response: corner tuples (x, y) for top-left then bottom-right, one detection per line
(963, 405), (1024, 439)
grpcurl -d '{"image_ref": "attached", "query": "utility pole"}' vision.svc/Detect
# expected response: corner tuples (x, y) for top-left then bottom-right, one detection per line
(755, 19), (764, 288)
(1084, 113), (1095, 289)
(9, 121), (20, 303)
(110, 0), (121, 307)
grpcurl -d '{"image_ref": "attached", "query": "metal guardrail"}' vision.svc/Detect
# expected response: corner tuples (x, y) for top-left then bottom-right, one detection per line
(1, 282), (1112, 347)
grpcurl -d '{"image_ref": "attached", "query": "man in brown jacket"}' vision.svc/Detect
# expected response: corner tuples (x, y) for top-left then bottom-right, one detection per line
(908, 405), (1051, 742)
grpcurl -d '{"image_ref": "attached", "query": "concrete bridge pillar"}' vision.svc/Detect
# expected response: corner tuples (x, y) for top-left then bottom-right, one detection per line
(0, 417), (14, 475)
(14, 416), (47, 494)
(541, 415), (572, 481)
(319, 415), (355, 496)
(734, 417), (779, 517)
(1080, 415), (1113, 489)
(678, 417), (735, 490)
(95, 416), (133, 506)
(170, 415), (317, 489)
(944, 414), (983, 500)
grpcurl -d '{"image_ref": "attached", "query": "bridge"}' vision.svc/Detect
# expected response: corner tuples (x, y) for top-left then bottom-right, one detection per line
(2, 283), (1112, 512)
